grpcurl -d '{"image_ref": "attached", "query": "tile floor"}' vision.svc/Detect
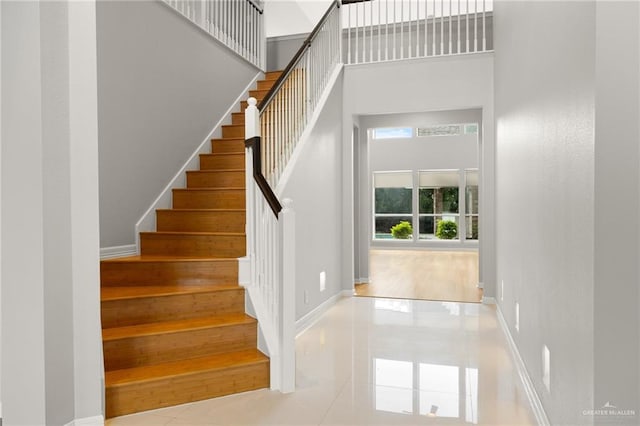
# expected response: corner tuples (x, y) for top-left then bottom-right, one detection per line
(106, 297), (536, 425)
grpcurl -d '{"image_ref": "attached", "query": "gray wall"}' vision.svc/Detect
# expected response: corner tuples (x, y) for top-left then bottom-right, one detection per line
(342, 54), (495, 293)
(360, 110), (480, 255)
(2, 1), (103, 424)
(495, 1), (639, 424)
(98, 0), (259, 248)
(280, 72), (344, 320)
(267, 33), (306, 71)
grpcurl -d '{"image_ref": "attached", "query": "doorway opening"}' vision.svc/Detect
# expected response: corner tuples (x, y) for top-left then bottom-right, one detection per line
(353, 110), (482, 303)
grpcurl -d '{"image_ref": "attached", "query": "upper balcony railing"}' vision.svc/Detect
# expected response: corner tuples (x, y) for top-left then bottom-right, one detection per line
(342, 0), (493, 64)
(163, 0), (265, 70)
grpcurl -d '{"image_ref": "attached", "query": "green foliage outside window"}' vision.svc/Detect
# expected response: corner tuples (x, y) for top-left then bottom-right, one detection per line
(375, 188), (412, 214)
(391, 221), (413, 239)
(436, 220), (457, 239)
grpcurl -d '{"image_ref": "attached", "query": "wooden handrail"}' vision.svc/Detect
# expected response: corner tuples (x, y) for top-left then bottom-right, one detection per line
(258, 0), (340, 111)
(245, 137), (282, 216)
(246, 0), (264, 14)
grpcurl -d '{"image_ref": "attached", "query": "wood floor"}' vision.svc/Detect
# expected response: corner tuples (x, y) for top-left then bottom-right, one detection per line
(355, 249), (482, 303)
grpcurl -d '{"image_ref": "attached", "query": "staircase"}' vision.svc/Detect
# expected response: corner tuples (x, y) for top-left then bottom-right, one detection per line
(100, 71), (283, 418)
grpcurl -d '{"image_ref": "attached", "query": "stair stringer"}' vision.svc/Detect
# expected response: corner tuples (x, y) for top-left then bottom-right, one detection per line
(134, 72), (263, 252)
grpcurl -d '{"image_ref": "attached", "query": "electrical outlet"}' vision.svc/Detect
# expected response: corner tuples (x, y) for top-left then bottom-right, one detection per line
(501, 280), (504, 301)
(304, 290), (309, 304)
(320, 271), (326, 292)
(543, 345), (551, 392)
(515, 302), (520, 333)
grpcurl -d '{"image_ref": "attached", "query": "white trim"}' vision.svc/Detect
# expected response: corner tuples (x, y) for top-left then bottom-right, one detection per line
(64, 415), (104, 426)
(134, 72), (263, 250)
(481, 296), (496, 305)
(267, 33), (308, 43)
(274, 64), (344, 197)
(477, 281), (484, 289)
(496, 304), (550, 426)
(295, 290), (350, 338)
(99, 244), (137, 259)
(355, 278), (369, 284)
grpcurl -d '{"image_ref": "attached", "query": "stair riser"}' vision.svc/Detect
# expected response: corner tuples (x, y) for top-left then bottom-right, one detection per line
(212, 138), (245, 153)
(140, 233), (246, 258)
(200, 154), (245, 170)
(104, 322), (257, 370)
(101, 289), (245, 328)
(101, 260), (238, 286)
(257, 80), (276, 90)
(157, 210), (246, 233)
(231, 113), (245, 126)
(172, 190), (245, 209)
(222, 126), (244, 139)
(248, 90), (268, 101)
(186, 171), (245, 188)
(105, 361), (269, 418)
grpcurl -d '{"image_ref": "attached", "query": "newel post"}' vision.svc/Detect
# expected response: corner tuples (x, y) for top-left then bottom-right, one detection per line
(243, 97), (260, 282)
(280, 198), (296, 393)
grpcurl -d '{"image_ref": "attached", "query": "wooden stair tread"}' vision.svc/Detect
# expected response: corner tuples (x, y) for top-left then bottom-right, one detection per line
(103, 313), (255, 341)
(140, 231), (245, 236)
(101, 255), (237, 263)
(200, 153), (244, 158)
(105, 349), (268, 387)
(101, 284), (241, 301)
(156, 208), (245, 213)
(174, 187), (244, 191)
(187, 168), (245, 173)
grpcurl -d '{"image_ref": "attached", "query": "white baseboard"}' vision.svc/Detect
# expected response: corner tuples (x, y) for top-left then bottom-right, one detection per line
(482, 296), (496, 305)
(64, 415), (104, 426)
(100, 244), (137, 259)
(133, 72), (263, 250)
(495, 304), (550, 426)
(477, 281), (484, 289)
(295, 290), (349, 337)
(355, 278), (369, 284)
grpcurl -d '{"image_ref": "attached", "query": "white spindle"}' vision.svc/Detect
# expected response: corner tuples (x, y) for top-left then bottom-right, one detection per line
(370, 0), (373, 62)
(424, 0), (428, 56)
(400, 0), (404, 59)
(466, 0), (469, 52)
(377, 0), (381, 61)
(347, 6), (351, 63)
(385, 0), (389, 60)
(440, 0), (444, 55)
(457, 0), (461, 53)
(432, 0), (436, 55)
(474, 0), (477, 51)
(415, 0), (419, 57)
(393, 0), (396, 59)
(482, 0), (486, 51)
(448, 0), (452, 54)
(355, 3), (359, 63)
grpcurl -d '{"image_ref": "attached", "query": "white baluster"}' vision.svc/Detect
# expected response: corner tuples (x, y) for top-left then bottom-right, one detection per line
(448, 0), (452, 54)
(466, 0), (469, 52)
(482, 0), (486, 51)
(457, 0), (461, 53)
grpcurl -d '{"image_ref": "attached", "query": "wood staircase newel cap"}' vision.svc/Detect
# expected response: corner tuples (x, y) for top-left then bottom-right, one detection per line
(245, 97), (259, 139)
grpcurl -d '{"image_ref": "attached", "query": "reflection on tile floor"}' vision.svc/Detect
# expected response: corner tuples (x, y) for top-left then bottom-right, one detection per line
(107, 297), (536, 425)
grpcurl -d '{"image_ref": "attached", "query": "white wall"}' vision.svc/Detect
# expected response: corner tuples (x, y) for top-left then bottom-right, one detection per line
(495, 1), (639, 424)
(1, 1), (103, 424)
(264, 0), (331, 38)
(98, 0), (259, 248)
(593, 1), (639, 421)
(342, 53), (495, 294)
(280, 72), (344, 320)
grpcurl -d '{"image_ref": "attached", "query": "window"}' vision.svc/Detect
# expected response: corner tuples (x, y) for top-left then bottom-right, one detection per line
(374, 172), (413, 240)
(465, 170), (479, 240)
(416, 123), (479, 137)
(419, 171), (459, 240)
(372, 127), (413, 139)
